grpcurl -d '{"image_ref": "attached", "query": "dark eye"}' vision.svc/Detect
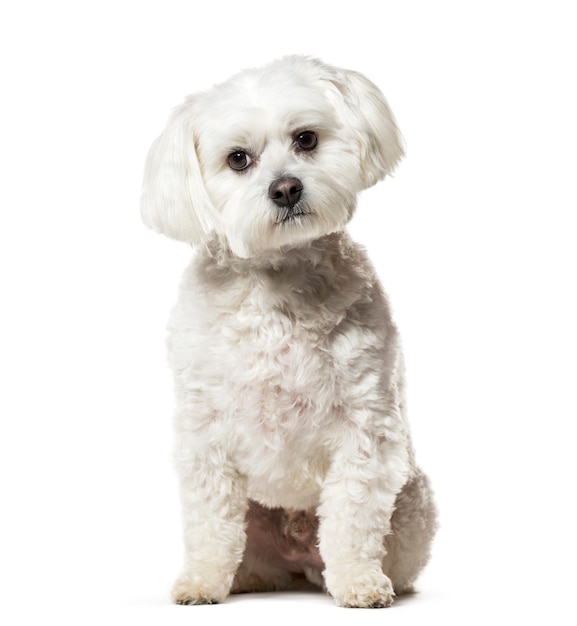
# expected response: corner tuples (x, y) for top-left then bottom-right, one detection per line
(227, 151), (252, 171)
(295, 131), (318, 151)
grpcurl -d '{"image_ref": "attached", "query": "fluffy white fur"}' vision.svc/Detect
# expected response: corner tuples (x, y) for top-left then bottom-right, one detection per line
(141, 55), (437, 608)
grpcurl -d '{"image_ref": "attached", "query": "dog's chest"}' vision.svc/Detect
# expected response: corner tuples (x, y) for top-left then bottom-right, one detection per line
(211, 290), (341, 506)
(174, 244), (378, 507)
(219, 302), (337, 429)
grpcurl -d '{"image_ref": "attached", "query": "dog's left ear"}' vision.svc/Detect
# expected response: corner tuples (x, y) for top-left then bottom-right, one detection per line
(326, 67), (405, 188)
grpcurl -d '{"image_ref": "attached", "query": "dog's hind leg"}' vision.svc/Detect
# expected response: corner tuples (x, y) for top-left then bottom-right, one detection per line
(382, 468), (438, 595)
(231, 501), (325, 594)
(231, 557), (295, 593)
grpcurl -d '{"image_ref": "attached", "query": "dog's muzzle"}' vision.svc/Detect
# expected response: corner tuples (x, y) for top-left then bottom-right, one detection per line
(269, 177), (303, 208)
(269, 177), (308, 223)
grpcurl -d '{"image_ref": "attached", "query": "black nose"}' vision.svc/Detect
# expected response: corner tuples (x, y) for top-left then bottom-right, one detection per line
(268, 177), (303, 208)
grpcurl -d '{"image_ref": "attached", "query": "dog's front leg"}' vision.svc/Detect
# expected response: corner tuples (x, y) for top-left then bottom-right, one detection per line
(318, 438), (408, 608)
(171, 452), (248, 605)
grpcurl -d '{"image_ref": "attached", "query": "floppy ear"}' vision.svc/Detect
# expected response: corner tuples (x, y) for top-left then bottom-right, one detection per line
(327, 67), (405, 188)
(140, 99), (215, 244)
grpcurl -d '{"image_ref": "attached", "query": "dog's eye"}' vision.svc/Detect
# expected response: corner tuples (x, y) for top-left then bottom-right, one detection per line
(228, 151), (252, 171)
(295, 131), (318, 151)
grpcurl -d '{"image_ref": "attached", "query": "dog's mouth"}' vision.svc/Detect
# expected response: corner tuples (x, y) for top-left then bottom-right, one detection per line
(275, 204), (312, 225)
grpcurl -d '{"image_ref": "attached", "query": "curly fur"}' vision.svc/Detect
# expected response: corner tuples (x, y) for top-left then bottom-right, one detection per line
(141, 55), (437, 608)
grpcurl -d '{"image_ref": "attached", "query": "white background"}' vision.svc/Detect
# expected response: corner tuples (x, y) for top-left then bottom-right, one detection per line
(1, 1), (576, 624)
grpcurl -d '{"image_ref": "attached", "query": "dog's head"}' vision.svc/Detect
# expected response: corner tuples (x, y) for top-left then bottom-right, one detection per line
(141, 56), (404, 258)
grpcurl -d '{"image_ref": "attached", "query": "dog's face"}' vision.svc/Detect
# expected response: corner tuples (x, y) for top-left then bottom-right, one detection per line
(141, 56), (404, 258)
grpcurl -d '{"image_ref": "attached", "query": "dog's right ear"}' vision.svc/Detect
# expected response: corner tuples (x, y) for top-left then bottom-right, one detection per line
(140, 99), (215, 244)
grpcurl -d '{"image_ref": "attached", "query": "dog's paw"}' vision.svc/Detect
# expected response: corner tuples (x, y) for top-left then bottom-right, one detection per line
(327, 569), (395, 608)
(171, 575), (227, 606)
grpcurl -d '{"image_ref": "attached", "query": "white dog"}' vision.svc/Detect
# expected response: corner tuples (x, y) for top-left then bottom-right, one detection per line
(141, 56), (437, 608)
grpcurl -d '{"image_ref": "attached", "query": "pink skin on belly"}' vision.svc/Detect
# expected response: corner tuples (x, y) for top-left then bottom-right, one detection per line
(245, 500), (324, 575)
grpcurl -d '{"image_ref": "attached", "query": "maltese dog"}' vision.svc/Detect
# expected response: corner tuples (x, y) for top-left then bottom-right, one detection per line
(141, 55), (437, 608)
